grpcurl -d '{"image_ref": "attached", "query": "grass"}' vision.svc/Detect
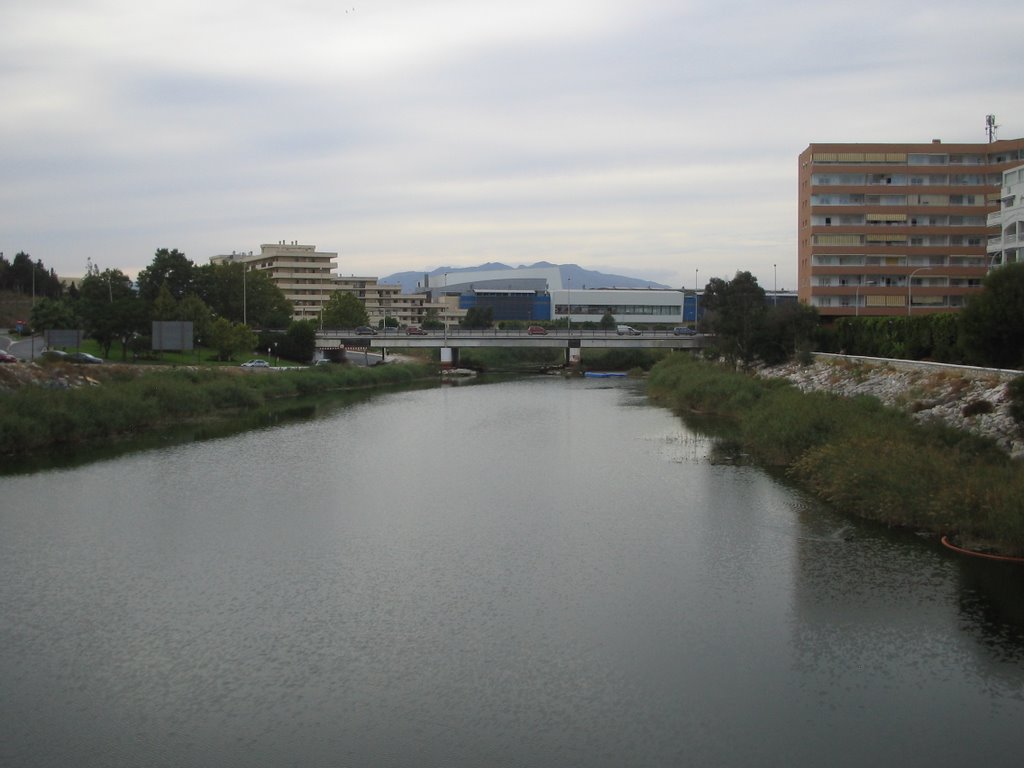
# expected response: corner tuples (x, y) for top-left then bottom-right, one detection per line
(647, 354), (1024, 556)
(0, 360), (437, 457)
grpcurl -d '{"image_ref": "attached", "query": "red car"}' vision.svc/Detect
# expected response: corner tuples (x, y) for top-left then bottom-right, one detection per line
(527, 326), (548, 335)
(0, 351), (18, 363)
(405, 326), (428, 335)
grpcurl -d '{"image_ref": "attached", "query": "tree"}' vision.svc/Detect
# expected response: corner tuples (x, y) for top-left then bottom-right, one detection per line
(754, 302), (819, 365)
(29, 298), (80, 332)
(461, 306), (493, 329)
(77, 265), (143, 357)
(179, 294), (214, 341)
(194, 262), (292, 328)
(960, 262), (1024, 368)
(1, 252), (62, 298)
(701, 271), (767, 365)
(321, 290), (369, 329)
(152, 283), (179, 321)
(278, 320), (317, 362)
(136, 248), (196, 303)
(207, 317), (257, 362)
(599, 311), (616, 330)
(420, 307), (444, 330)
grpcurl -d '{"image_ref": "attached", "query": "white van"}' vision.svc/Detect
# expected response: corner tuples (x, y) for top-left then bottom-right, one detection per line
(616, 325), (642, 336)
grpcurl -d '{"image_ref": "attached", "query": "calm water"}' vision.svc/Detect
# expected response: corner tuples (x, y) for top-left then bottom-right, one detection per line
(1, 376), (1023, 767)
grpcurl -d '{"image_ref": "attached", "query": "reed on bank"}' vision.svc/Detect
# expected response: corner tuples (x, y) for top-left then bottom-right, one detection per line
(647, 354), (1024, 555)
(0, 362), (436, 456)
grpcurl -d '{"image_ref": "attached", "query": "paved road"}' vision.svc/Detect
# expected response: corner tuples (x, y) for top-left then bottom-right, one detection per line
(1, 334), (43, 361)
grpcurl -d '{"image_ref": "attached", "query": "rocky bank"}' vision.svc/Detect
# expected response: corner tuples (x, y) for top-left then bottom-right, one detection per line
(760, 356), (1024, 460)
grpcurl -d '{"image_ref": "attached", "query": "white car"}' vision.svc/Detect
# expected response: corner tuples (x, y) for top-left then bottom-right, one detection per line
(616, 325), (642, 336)
(240, 359), (270, 368)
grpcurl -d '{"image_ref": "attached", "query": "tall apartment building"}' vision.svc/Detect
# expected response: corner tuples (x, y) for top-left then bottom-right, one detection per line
(987, 164), (1024, 269)
(211, 242), (338, 322)
(798, 138), (1024, 318)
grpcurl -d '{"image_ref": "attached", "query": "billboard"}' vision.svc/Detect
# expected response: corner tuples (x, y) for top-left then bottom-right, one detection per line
(152, 321), (194, 351)
(44, 329), (85, 349)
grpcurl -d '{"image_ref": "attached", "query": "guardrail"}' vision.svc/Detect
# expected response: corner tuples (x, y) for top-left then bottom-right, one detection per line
(318, 328), (703, 339)
(814, 352), (1021, 381)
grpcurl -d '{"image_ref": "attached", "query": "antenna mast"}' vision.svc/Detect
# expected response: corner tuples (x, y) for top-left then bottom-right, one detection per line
(985, 114), (999, 143)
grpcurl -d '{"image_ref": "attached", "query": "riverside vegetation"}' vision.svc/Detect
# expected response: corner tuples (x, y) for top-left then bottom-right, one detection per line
(647, 354), (1024, 556)
(0, 361), (435, 457)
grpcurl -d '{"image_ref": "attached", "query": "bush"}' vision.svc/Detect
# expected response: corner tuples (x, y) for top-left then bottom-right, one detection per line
(962, 399), (994, 417)
(648, 355), (1024, 555)
(1008, 376), (1024, 427)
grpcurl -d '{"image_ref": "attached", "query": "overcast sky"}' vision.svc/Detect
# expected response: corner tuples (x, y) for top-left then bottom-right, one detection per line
(2, 0), (1020, 292)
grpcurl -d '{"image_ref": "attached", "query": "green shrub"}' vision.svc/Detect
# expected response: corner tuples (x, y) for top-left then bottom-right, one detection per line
(648, 355), (1024, 556)
(1008, 376), (1024, 427)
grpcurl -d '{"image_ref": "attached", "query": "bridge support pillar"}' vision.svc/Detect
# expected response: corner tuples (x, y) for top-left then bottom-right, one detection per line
(440, 347), (459, 368)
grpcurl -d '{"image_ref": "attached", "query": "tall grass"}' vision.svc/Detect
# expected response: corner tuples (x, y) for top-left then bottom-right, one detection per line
(0, 362), (436, 457)
(647, 354), (1024, 555)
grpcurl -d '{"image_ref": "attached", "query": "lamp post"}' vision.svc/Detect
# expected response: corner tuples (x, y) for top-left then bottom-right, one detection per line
(855, 280), (876, 317)
(242, 263), (247, 326)
(773, 263), (777, 306)
(567, 276), (571, 335)
(694, 268), (699, 324)
(907, 267), (933, 316)
(443, 273), (448, 344)
(31, 262), (36, 361)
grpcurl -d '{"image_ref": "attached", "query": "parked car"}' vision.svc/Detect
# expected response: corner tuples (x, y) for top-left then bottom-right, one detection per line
(616, 325), (642, 336)
(673, 326), (697, 336)
(354, 326), (378, 335)
(40, 349), (69, 362)
(527, 326), (548, 335)
(240, 359), (270, 368)
(405, 326), (428, 335)
(69, 352), (103, 364)
(0, 351), (18, 363)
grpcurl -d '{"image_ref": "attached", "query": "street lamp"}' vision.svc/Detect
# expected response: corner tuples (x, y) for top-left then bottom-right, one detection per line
(855, 280), (876, 317)
(31, 262), (35, 361)
(773, 263), (777, 306)
(907, 267), (934, 316)
(694, 268), (700, 324)
(567, 276), (571, 335)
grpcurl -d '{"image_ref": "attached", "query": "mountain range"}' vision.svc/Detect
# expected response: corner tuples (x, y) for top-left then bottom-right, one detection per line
(381, 262), (672, 294)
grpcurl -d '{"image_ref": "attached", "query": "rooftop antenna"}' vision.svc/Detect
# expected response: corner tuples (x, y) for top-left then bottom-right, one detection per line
(985, 114), (999, 143)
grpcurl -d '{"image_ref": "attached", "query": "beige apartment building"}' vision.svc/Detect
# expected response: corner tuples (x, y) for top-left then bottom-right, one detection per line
(212, 242), (338, 323)
(331, 275), (457, 328)
(212, 241), (460, 327)
(798, 138), (1024, 318)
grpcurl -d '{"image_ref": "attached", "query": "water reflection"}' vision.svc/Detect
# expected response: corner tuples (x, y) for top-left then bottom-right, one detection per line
(1, 377), (1023, 767)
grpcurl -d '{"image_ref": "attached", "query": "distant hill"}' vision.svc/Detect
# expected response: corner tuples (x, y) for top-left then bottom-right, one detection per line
(382, 263), (672, 294)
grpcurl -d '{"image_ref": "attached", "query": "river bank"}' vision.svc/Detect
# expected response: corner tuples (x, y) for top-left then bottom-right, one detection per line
(759, 355), (1023, 459)
(647, 355), (1024, 557)
(0, 359), (437, 457)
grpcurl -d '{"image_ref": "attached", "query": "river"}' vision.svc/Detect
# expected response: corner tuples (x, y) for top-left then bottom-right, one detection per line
(1, 375), (1023, 767)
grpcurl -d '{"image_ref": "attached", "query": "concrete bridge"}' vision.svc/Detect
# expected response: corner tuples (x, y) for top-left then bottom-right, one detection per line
(316, 327), (707, 365)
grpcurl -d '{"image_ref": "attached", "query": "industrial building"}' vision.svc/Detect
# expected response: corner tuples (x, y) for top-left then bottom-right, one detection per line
(427, 265), (685, 326)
